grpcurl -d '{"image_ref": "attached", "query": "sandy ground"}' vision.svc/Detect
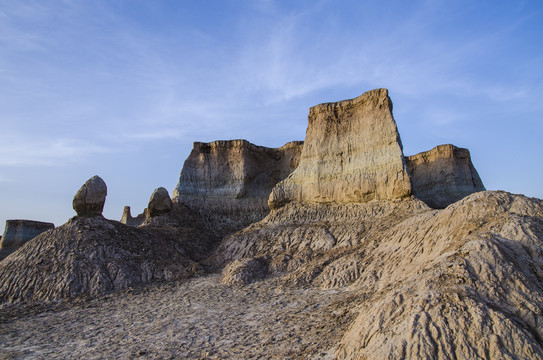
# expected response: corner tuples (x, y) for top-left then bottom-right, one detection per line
(0, 274), (359, 359)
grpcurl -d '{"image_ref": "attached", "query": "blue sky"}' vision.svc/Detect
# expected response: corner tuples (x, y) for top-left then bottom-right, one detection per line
(1, 0), (542, 232)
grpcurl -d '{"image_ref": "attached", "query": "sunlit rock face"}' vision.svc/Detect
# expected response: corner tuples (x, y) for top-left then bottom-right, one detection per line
(269, 88), (412, 209)
(406, 144), (485, 208)
(173, 139), (303, 235)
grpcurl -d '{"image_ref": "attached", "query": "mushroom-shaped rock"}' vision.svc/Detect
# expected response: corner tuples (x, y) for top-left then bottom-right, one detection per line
(148, 187), (173, 217)
(72, 175), (107, 216)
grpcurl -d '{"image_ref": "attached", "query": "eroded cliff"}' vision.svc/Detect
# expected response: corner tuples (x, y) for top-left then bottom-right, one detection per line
(406, 144), (485, 208)
(1, 89), (539, 360)
(269, 88), (412, 209)
(173, 139), (303, 235)
(0, 220), (54, 260)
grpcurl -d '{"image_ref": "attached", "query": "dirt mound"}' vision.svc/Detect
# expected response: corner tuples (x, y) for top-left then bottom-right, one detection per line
(0, 216), (203, 304)
(220, 257), (268, 286)
(214, 191), (543, 359)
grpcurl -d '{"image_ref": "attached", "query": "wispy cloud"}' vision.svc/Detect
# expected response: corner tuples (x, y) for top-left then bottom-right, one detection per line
(226, 0), (542, 110)
(0, 132), (113, 167)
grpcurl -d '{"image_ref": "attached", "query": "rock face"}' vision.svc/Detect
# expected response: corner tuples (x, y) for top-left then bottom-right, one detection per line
(173, 139), (303, 235)
(148, 187), (173, 217)
(406, 144), (485, 208)
(73, 175), (107, 216)
(269, 88), (412, 209)
(0, 220), (54, 260)
(120, 206), (147, 226)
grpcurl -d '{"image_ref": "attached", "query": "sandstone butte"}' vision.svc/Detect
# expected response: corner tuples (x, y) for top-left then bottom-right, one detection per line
(172, 139), (303, 235)
(269, 88), (412, 209)
(1, 89), (542, 360)
(406, 144), (485, 209)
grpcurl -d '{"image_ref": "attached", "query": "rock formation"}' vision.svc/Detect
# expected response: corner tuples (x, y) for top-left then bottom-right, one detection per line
(0, 215), (204, 303)
(1, 88), (540, 359)
(173, 139), (303, 235)
(148, 187), (173, 217)
(406, 144), (485, 208)
(0, 220), (54, 260)
(269, 89), (412, 209)
(209, 89), (542, 358)
(336, 192), (543, 359)
(120, 206), (147, 226)
(0, 177), (216, 303)
(214, 191), (543, 359)
(73, 175), (107, 216)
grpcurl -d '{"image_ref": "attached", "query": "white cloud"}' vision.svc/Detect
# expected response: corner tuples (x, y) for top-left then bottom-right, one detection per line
(0, 132), (113, 167)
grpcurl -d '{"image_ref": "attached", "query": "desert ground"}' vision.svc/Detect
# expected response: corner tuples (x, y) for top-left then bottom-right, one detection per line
(0, 274), (359, 360)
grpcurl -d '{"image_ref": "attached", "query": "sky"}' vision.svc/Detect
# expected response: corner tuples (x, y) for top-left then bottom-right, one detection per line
(1, 0), (542, 233)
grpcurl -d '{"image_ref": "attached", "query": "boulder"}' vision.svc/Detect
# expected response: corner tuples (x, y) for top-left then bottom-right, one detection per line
(269, 89), (412, 209)
(148, 187), (173, 217)
(406, 144), (485, 208)
(73, 175), (107, 216)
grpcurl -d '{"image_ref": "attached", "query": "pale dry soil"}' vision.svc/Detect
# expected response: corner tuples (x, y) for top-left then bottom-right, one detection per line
(0, 274), (359, 359)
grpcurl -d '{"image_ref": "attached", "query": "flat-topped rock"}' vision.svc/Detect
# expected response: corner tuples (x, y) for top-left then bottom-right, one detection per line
(73, 175), (107, 217)
(173, 139), (303, 235)
(269, 89), (412, 209)
(406, 144), (485, 208)
(0, 220), (54, 260)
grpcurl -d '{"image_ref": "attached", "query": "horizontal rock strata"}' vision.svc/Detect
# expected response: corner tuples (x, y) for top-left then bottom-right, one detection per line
(406, 144), (485, 208)
(173, 139), (303, 235)
(269, 88), (412, 209)
(0, 220), (54, 261)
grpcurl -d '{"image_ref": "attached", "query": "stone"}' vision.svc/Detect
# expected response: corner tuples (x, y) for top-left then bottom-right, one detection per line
(173, 139), (303, 235)
(0, 220), (54, 260)
(269, 88), (412, 209)
(72, 175), (107, 216)
(120, 206), (148, 226)
(148, 187), (173, 217)
(406, 144), (486, 208)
